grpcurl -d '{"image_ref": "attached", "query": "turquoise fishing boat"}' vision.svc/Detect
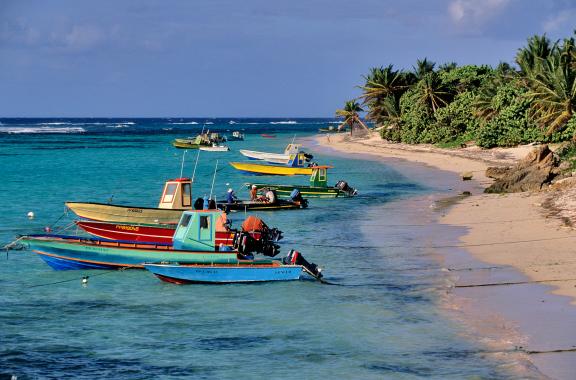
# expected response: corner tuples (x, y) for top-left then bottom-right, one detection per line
(21, 210), (276, 270)
(246, 167), (357, 198)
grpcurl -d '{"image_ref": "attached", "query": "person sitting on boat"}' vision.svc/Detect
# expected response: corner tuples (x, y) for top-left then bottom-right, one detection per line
(215, 212), (230, 232)
(250, 185), (258, 201)
(226, 188), (236, 204)
(265, 189), (276, 204)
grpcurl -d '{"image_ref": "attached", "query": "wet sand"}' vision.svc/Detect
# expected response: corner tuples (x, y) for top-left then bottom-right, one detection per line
(314, 133), (576, 379)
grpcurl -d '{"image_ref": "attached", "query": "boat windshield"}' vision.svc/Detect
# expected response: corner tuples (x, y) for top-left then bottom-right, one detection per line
(180, 214), (192, 227)
(181, 183), (191, 207)
(163, 183), (178, 203)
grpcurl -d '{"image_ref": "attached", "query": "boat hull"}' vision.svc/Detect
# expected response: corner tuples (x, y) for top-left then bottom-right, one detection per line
(230, 162), (314, 176)
(239, 149), (290, 164)
(75, 220), (237, 246)
(172, 140), (202, 149)
(199, 146), (229, 152)
(22, 235), (240, 270)
(144, 262), (303, 283)
(216, 200), (305, 211)
(66, 202), (186, 225)
(247, 184), (349, 198)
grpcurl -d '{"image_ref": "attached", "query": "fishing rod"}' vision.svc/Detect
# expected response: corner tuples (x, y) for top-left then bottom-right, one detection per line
(209, 159), (219, 200)
(179, 149), (187, 178)
(191, 148), (201, 183)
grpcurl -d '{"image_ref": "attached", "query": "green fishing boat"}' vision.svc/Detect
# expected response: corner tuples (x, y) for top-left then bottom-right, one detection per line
(246, 167), (357, 199)
(172, 136), (211, 149)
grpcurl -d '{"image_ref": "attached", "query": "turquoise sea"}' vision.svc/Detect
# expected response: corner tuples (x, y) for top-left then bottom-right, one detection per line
(0, 119), (528, 379)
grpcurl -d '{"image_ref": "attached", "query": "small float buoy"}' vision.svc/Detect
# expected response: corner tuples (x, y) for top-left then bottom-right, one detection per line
(81, 276), (89, 287)
(44, 226), (51, 233)
(27, 211), (35, 219)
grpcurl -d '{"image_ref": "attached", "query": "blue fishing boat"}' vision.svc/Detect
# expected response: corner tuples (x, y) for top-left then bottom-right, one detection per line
(144, 250), (322, 284)
(21, 210), (280, 270)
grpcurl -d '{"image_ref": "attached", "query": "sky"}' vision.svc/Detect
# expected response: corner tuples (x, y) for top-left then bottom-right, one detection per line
(1, 0), (575, 117)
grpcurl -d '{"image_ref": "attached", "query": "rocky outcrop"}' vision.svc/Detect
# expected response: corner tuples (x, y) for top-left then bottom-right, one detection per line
(485, 145), (561, 193)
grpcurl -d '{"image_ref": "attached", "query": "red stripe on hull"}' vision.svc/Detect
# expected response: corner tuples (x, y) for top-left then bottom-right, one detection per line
(76, 221), (237, 246)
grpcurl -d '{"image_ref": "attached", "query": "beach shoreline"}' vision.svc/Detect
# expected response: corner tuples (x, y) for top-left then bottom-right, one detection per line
(313, 133), (576, 379)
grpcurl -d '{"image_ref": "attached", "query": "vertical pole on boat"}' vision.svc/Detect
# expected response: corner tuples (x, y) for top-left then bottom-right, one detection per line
(191, 125), (205, 183)
(209, 160), (219, 200)
(179, 149), (187, 178)
(191, 149), (201, 183)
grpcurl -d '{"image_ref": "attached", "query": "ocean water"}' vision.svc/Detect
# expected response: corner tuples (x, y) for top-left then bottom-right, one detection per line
(0, 119), (527, 379)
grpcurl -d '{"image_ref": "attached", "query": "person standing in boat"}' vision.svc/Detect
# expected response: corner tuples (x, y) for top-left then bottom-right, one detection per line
(226, 188), (236, 204)
(250, 185), (258, 201)
(225, 188), (236, 214)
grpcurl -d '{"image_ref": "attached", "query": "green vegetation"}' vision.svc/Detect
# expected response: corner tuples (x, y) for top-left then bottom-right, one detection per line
(339, 31), (576, 148)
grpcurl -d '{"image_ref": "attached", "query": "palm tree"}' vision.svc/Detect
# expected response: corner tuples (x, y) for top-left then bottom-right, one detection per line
(416, 72), (452, 113)
(516, 34), (556, 78)
(335, 100), (370, 135)
(358, 65), (411, 125)
(526, 37), (576, 136)
(413, 58), (436, 80)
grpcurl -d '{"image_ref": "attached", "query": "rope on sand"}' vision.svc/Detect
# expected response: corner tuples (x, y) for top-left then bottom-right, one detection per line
(455, 277), (576, 288)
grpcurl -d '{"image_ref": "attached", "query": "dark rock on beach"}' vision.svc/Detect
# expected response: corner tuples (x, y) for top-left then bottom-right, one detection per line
(485, 145), (561, 193)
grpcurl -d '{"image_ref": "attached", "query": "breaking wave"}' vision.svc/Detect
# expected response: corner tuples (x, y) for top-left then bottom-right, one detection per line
(0, 126), (87, 134)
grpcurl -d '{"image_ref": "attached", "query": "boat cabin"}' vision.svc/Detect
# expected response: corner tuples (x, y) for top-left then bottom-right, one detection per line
(310, 167), (328, 187)
(283, 144), (301, 155)
(158, 178), (192, 210)
(173, 210), (222, 251)
(287, 153), (309, 168)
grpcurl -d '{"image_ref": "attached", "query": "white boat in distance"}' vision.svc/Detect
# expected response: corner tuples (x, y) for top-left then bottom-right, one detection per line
(199, 143), (230, 152)
(239, 143), (305, 164)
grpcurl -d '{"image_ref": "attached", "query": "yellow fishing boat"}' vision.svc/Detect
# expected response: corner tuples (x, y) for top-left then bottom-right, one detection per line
(66, 177), (193, 225)
(229, 162), (325, 176)
(230, 152), (332, 176)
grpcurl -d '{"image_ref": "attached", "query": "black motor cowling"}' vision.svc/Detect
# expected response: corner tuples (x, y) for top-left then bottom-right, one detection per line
(335, 180), (357, 196)
(233, 231), (280, 257)
(283, 249), (322, 280)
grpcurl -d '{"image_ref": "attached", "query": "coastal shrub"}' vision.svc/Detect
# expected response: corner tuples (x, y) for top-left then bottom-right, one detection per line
(398, 88), (434, 143)
(547, 115), (576, 143)
(476, 82), (541, 147)
(438, 65), (492, 93)
(432, 92), (480, 143)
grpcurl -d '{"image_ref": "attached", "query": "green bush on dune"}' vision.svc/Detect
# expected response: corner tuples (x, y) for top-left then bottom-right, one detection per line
(343, 32), (576, 148)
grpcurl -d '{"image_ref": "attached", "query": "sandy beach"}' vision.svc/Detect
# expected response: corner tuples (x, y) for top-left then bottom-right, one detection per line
(317, 133), (576, 379)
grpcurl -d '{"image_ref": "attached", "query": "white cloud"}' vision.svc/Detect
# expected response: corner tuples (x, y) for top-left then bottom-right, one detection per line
(61, 25), (105, 50)
(543, 9), (576, 32)
(448, 0), (511, 25)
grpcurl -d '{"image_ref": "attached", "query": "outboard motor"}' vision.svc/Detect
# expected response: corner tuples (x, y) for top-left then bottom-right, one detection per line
(283, 250), (322, 280)
(335, 180), (357, 196)
(289, 188), (308, 208)
(233, 216), (283, 257)
(233, 231), (280, 257)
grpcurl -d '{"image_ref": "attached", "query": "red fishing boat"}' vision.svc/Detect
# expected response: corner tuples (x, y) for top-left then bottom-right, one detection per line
(75, 216), (276, 246)
(261, 134), (276, 138)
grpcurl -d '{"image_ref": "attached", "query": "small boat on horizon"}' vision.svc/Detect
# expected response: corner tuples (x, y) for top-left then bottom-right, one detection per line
(227, 131), (245, 141)
(261, 134), (276, 138)
(199, 143), (230, 152)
